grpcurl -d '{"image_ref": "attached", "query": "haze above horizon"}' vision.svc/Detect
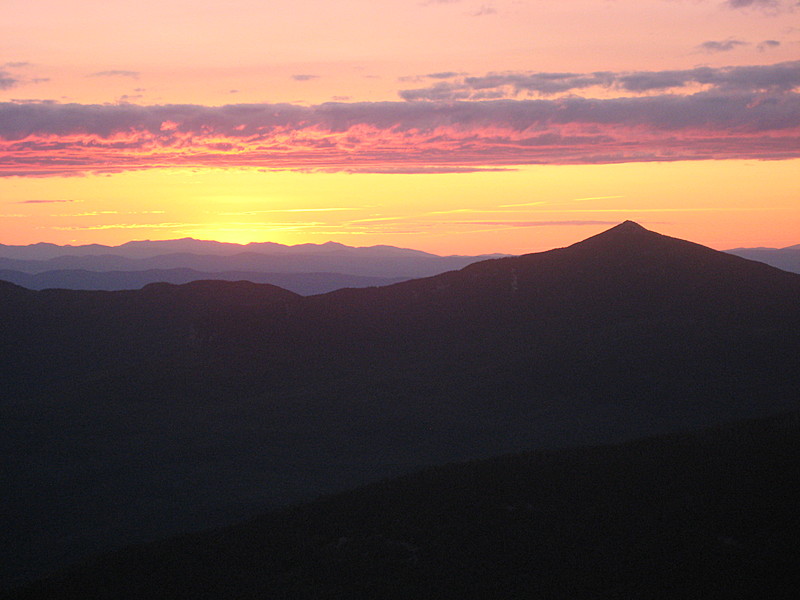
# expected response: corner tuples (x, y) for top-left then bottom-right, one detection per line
(2, 0), (799, 255)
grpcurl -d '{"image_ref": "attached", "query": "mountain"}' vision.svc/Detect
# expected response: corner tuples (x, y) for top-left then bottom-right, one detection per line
(0, 239), (506, 279)
(0, 239), (447, 261)
(0, 268), (404, 295)
(7, 412), (798, 599)
(725, 245), (800, 275)
(112, 239), (431, 259)
(2, 221), (799, 589)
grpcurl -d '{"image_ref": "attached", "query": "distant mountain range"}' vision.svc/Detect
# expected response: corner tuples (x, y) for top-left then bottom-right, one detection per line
(0, 238), (448, 261)
(725, 245), (800, 275)
(2, 221), (799, 591)
(0, 240), (507, 291)
(1, 237), (798, 295)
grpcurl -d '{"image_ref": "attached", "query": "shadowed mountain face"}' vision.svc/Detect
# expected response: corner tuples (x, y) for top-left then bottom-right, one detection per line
(2, 222), (799, 588)
(9, 413), (799, 600)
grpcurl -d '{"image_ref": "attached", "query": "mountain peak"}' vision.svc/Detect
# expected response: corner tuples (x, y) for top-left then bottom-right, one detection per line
(594, 220), (650, 237)
(615, 220), (647, 231)
(568, 220), (659, 251)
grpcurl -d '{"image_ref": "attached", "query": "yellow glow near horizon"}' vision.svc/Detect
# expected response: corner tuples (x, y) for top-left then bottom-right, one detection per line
(2, 159), (798, 255)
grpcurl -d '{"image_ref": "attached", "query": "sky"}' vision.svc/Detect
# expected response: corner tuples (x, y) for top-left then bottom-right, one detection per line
(1, 0), (798, 255)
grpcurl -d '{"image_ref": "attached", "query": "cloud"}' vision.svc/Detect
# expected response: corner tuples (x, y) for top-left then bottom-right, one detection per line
(87, 70), (140, 79)
(399, 61), (800, 100)
(219, 207), (358, 216)
(1, 62), (50, 90)
(696, 39), (748, 53)
(118, 94), (144, 103)
(723, 0), (797, 13)
(758, 40), (782, 51)
(452, 220), (620, 227)
(471, 4), (497, 15)
(50, 222), (201, 231)
(427, 72), (463, 79)
(7, 98), (58, 105)
(292, 74), (320, 81)
(337, 166), (515, 174)
(1, 88), (798, 176)
(15, 199), (74, 204)
(0, 71), (19, 90)
(725, 0), (779, 8)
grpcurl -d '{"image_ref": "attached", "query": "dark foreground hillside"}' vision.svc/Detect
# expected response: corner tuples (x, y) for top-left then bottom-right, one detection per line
(8, 412), (799, 600)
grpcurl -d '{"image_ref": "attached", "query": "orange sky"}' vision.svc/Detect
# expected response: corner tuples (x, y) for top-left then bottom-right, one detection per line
(1, 0), (799, 254)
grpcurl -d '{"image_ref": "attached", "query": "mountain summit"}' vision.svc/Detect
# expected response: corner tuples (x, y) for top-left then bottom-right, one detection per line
(585, 218), (648, 236)
(567, 219), (701, 255)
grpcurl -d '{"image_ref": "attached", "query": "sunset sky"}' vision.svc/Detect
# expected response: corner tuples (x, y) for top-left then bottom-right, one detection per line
(1, 0), (798, 255)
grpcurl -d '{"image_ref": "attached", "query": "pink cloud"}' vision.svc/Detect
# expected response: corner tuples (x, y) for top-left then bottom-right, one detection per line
(1, 90), (798, 177)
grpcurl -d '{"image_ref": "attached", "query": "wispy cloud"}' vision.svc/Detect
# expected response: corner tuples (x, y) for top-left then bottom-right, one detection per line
(0, 62), (34, 90)
(451, 220), (619, 227)
(528, 206), (780, 213)
(51, 210), (165, 217)
(15, 198), (74, 204)
(497, 196), (623, 209)
(725, 0), (775, 6)
(497, 201), (547, 208)
(1, 63), (50, 90)
(337, 166), (515, 174)
(51, 222), (198, 231)
(568, 195), (625, 203)
(218, 207), (359, 216)
(471, 4), (497, 16)
(758, 40), (782, 51)
(87, 70), (140, 79)
(427, 72), (464, 79)
(292, 74), (320, 81)
(723, 0), (796, 13)
(0, 70), (20, 90)
(696, 39), (748, 53)
(59, 210), (120, 216)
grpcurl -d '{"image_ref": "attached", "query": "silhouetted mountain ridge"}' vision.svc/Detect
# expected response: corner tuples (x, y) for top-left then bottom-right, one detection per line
(2, 222), (799, 589)
(0, 268), (404, 295)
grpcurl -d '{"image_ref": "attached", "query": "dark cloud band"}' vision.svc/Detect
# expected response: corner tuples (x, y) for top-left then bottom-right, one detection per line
(1, 88), (798, 176)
